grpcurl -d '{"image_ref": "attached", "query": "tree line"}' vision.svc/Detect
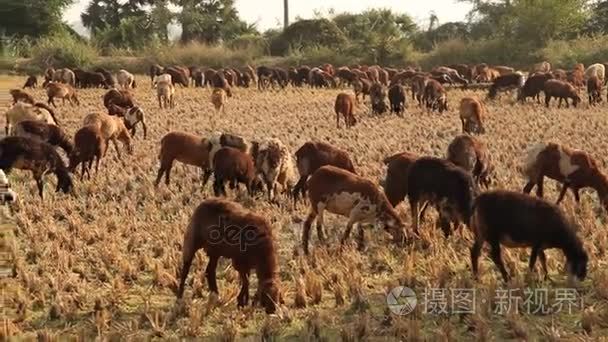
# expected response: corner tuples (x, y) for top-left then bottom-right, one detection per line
(2, 0), (608, 66)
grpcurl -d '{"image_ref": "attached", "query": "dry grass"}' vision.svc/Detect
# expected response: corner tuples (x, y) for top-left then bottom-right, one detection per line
(1, 75), (608, 339)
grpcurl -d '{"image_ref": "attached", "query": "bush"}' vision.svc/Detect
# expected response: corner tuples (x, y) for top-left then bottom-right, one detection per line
(141, 42), (262, 68)
(536, 35), (608, 68)
(30, 34), (98, 69)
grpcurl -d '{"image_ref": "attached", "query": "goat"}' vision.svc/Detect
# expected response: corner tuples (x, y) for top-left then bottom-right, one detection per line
(470, 190), (588, 283)
(45, 82), (79, 107)
(82, 113), (133, 161)
(0, 136), (73, 198)
(335, 93), (357, 128)
(157, 81), (175, 109)
(177, 198), (281, 313)
(382, 151), (419, 207)
(544, 79), (581, 108)
(587, 75), (603, 106)
(123, 106), (147, 139)
(5, 102), (59, 136)
(292, 141), (356, 204)
(9, 89), (35, 104)
(522, 142), (608, 212)
(459, 97), (486, 134)
(407, 157), (476, 236)
(155, 132), (210, 187)
(12, 120), (73, 155)
(212, 147), (258, 197)
(423, 79), (448, 113)
(388, 84), (406, 116)
(447, 135), (493, 189)
(302, 165), (406, 254)
(22, 75), (38, 89)
(103, 89), (135, 109)
(211, 88), (227, 113)
(68, 125), (106, 180)
(254, 138), (297, 201)
(116, 69), (136, 89)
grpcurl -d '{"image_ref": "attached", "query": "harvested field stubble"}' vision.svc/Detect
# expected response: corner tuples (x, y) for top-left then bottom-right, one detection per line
(1, 75), (608, 339)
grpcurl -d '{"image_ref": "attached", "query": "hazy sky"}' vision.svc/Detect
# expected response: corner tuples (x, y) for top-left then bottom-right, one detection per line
(64, 0), (472, 33)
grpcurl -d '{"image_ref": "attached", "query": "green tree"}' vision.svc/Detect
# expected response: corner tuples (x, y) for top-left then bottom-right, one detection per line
(270, 18), (347, 55)
(0, 0), (73, 37)
(173, 0), (256, 44)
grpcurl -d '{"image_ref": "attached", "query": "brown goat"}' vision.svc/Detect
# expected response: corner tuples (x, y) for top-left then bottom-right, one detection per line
(587, 75), (603, 106)
(211, 88), (227, 113)
(212, 147), (258, 197)
(335, 93), (357, 128)
(459, 97), (485, 134)
(522, 142), (608, 213)
(544, 79), (581, 108)
(45, 82), (79, 107)
(447, 135), (493, 189)
(103, 89), (135, 109)
(12, 120), (73, 155)
(382, 152), (419, 207)
(68, 125), (106, 180)
(82, 113), (133, 161)
(155, 132), (210, 187)
(177, 198), (281, 313)
(292, 141), (356, 204)
(9, 89), (35, 104)
(424, 79), (448, 113)
(303, 165), (406, 254)
(22, 75), (38, 89)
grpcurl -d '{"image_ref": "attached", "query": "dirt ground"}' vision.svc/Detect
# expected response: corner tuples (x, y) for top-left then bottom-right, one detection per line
(1, 75), (608, 340)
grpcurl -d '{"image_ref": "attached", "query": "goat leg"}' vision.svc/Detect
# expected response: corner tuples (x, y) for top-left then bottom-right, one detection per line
(556, 183), (569, 204)
(205, 255), (219, 293)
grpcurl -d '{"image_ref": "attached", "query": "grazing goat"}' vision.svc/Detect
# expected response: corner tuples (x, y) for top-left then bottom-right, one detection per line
(302, 165), (406, 254)
(123, 106), (147, 139)
(335, 93), (357, 128)
(293, 141), (356, 204)
(459, 97), (486, 134)
(157, 81), (175, 109)
(82, 113), (133, 161)
(370, 83), (388, 114)
(177, 198), (281, 313)
(407, 157), (476, 236)
(587, 75), (602, 106)
(382, 152), (418, 207)
(68, 125), (106, 180)
(211, 88), (227, 113)
(470, 190), (588, 282)
(522, 142), (608, 212)
(5, 102), (59, 135)
(518, 72), (553, 103)
(45, 82), (79, 107)
(447, 135), (493, 188)
(116, 69), (136, 89)
(103, 89), (135, 109)
(488, 73), (524, 99)
(212, 147), (258, 197)
(423, 79), (448, 113)
(353, 78), (371, 103)
(9, 89), (35, 105)
(544, 79), (581, 108)
(585, 63), (605, 83)
(155, 132), (210, 187)
(22, 75), (38, 89)
(0, 136), (73, 198)
(107, 103), (127, 116)
(254, 138), (297, 201)
(388, 84), (406, 116)
(13, 120), (73, 155)
(149, 64), (164, 87)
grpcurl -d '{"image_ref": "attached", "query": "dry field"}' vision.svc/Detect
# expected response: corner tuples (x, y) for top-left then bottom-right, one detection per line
(2, 75), (608, 341)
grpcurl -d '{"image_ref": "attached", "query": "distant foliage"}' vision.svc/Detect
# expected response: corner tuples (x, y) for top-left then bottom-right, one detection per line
(30, 34), (98, 69)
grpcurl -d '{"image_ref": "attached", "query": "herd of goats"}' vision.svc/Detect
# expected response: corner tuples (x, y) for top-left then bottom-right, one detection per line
(1, 59), (606, 314)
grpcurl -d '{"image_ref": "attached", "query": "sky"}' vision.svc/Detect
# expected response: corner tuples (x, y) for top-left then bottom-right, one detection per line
(63, 0), (473, 36)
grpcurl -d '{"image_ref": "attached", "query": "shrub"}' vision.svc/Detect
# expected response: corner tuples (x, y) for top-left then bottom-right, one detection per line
(141, 42), (262, 68)
(30, 34), (98, 69)
(536, 35), (608, 68)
